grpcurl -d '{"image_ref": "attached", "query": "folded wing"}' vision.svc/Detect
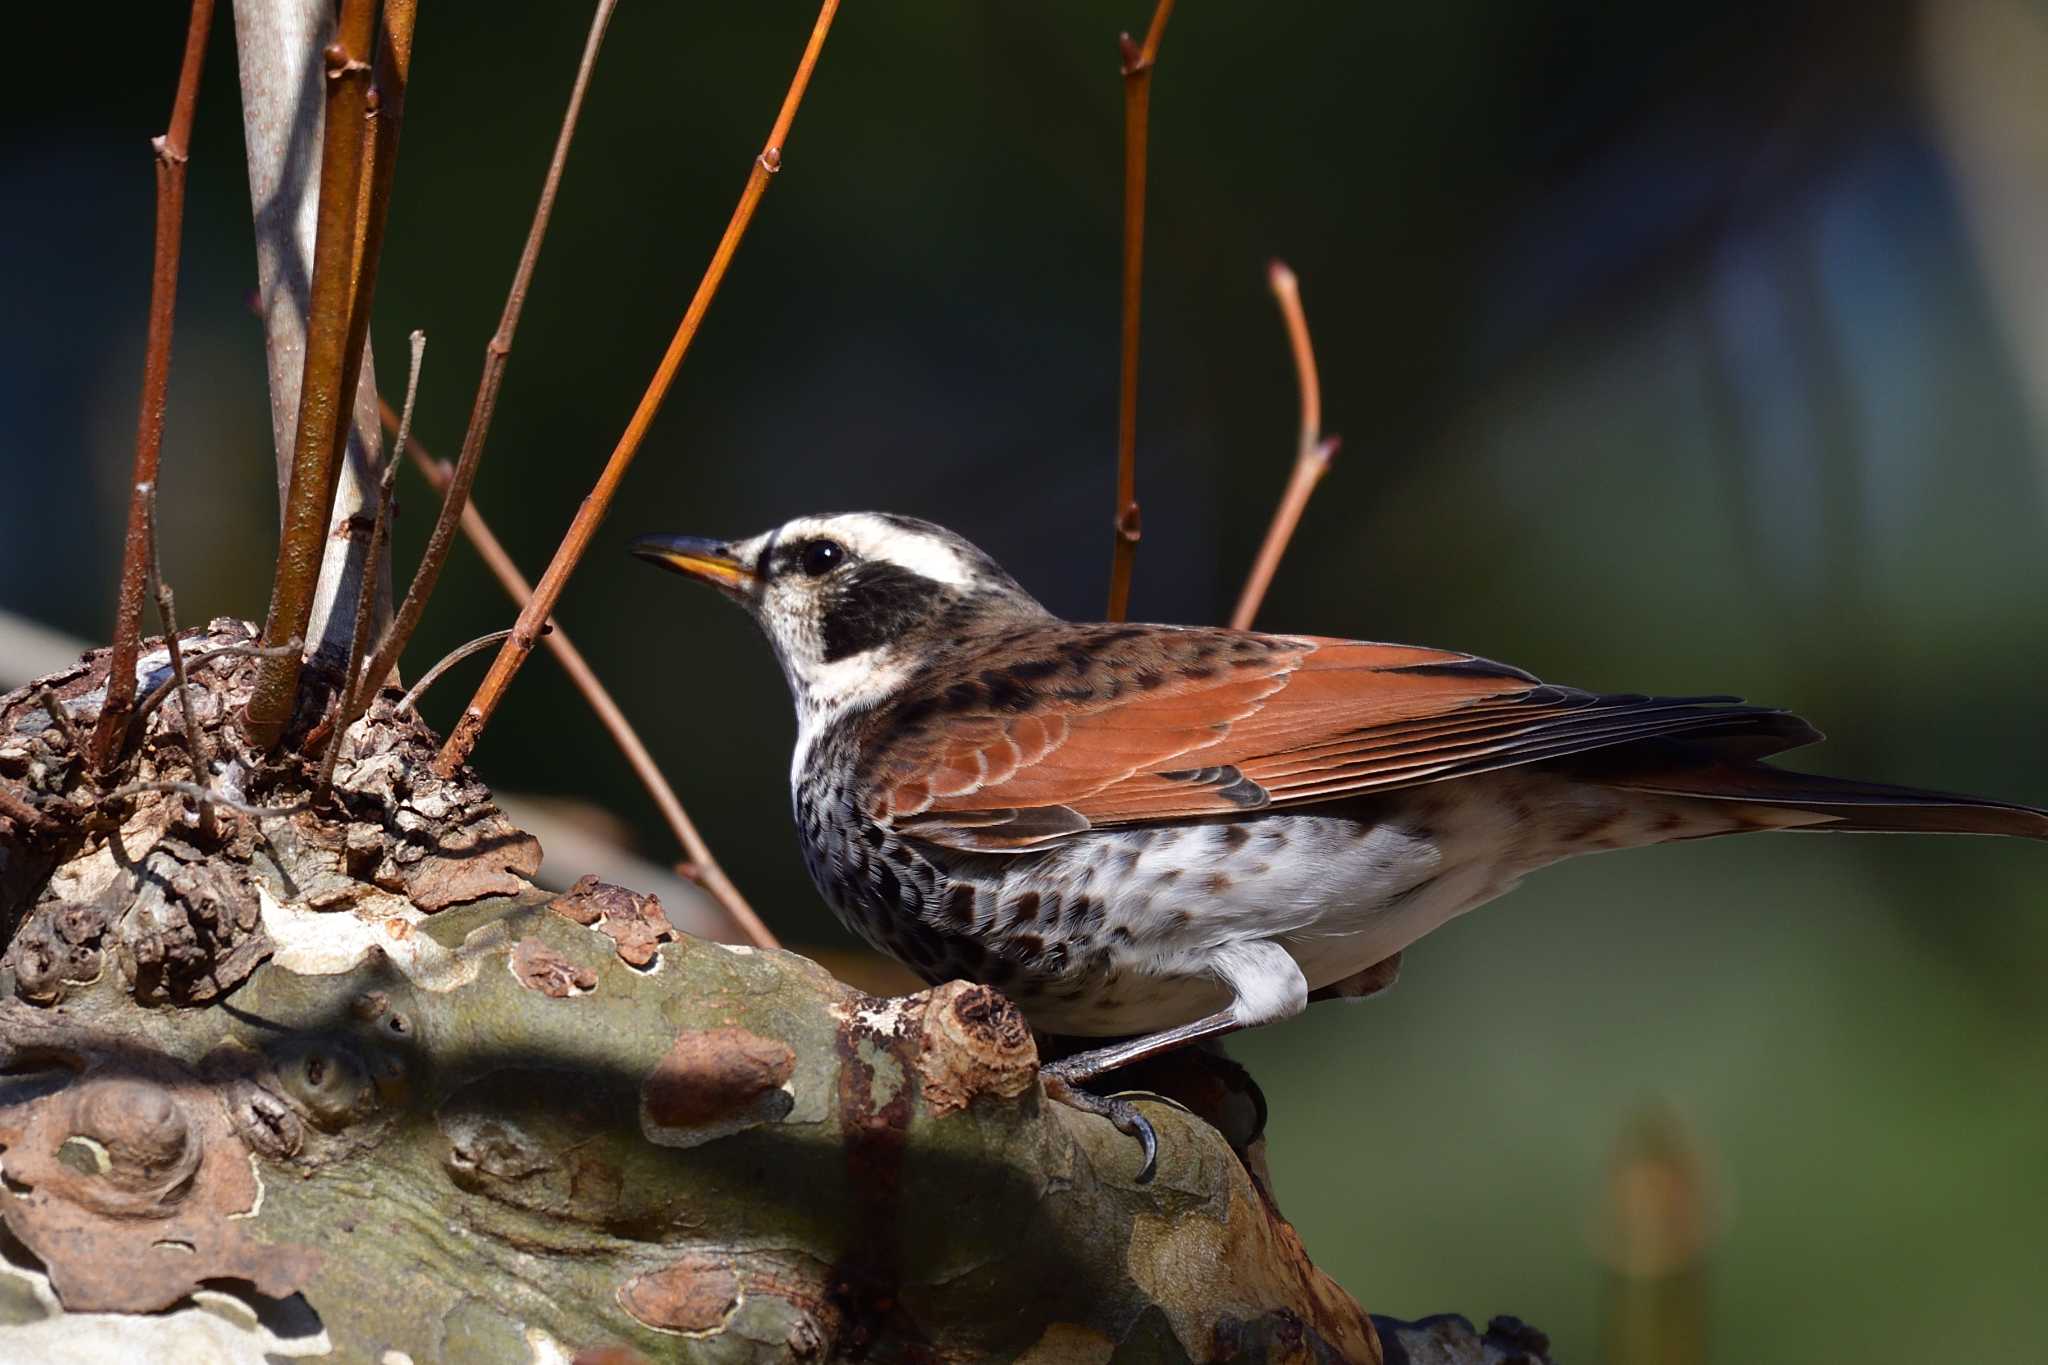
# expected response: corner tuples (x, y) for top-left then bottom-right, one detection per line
(858, 627), (1815, 852)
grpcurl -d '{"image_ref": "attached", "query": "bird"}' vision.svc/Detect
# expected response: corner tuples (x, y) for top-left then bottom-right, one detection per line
(632, 512), (2048, 1179)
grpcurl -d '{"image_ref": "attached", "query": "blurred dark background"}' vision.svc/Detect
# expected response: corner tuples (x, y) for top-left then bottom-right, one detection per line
(6, 2), (2047, 1357)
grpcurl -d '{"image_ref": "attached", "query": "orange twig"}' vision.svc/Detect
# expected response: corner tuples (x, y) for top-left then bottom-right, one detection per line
(437, 0), (843, 776)
(363, 0), (617, 706)
(1104, 0), (1175, 623)
(384, 404), (779, 950)
(90, 0), (216, 773)
(246, 0), (379, 747)
(1231, 261), (1338, 630)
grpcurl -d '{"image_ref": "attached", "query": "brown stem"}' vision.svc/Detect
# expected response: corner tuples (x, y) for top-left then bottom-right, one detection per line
(36, 687), (86, 762)
(89, 0), (217, 774)
(1231, 261), (1338, 630)
(245, 0), (379, 749)
(142, 482), (216, 841)
(362, 0), (618, 708)
(325, 0), (415, 567)
(318, 330), (424, 795)
(436, 0), (843, 776)
(1105, 0), (1175, 622)
(386, 403), (780, 950)
(400, 630), (528, 718)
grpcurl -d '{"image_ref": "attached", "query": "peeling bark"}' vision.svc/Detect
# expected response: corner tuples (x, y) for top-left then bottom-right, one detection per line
(0, 641), (1553, 1363)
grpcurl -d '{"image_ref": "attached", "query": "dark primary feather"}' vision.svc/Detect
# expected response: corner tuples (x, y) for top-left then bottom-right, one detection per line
(1592, 750), (2048, 840)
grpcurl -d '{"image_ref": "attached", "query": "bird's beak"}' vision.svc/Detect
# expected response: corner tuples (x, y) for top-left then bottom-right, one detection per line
(629, 534), (758, 599)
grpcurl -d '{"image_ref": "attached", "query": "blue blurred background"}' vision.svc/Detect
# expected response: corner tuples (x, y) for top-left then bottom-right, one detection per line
(5, 2), (2046, 1358)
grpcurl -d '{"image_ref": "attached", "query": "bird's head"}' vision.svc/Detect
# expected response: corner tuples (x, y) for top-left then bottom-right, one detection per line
(632, 512), (1051, 717)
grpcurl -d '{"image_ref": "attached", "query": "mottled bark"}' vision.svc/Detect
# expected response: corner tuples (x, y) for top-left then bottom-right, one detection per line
(0, 637), (1551, 1364)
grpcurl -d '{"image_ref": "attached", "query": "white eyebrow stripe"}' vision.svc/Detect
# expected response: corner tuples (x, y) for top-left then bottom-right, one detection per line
(836, 514), (975, 588)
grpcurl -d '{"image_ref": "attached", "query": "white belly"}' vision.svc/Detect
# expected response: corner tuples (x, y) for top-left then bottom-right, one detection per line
(1006, 770), (1727, 1035)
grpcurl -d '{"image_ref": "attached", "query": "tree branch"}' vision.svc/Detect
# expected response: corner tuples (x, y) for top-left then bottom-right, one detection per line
(386, 403), (779, 951)
(436, 0), (843, 776)
(361, 0), (618, 710)
(1104, 0), (1175, 623)
(231, 0), (390, 674)
(89, 0), (217, 774)
(1231, 260), (1338, 630)
(244, 0), (380, 747)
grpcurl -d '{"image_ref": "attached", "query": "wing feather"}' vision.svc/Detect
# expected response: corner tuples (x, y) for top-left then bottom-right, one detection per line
(856, 628), (1809, 851)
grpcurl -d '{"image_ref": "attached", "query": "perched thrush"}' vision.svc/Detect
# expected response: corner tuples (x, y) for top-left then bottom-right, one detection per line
(635, 513), (2047, 1178)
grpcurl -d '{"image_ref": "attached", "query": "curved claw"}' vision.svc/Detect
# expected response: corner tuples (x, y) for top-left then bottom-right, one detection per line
(1041, 1069), (1160, 1183)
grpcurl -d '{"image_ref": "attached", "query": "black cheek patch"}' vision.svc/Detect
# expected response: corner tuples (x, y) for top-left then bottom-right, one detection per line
(820, 562), (945, 662)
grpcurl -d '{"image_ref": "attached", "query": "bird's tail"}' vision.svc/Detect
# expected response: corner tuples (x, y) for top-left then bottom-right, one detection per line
(1600, 760), (2048, 840)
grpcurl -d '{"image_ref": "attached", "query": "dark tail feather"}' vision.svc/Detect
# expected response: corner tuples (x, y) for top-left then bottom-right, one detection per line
(1605, 762), (2048, 841)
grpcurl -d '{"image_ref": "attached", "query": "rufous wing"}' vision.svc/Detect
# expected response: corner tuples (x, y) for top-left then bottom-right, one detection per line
(862, 627), (1812, 852)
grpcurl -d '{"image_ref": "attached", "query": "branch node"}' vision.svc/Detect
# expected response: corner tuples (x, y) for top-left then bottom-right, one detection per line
(758, 147), (783, 174)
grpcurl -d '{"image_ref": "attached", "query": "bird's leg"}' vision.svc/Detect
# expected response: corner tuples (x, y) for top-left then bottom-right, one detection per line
(1041, 940), (1306, 1184)
(1043, 1009), (1246, 1084)
(1040, 1009), (1242, 1185)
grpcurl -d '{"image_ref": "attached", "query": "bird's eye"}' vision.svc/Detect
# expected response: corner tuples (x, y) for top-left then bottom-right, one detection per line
(799, 539), (847, 577)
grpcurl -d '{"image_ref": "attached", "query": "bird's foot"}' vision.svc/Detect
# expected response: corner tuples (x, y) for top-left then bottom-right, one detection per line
(1040, 1062), (1159, 1184)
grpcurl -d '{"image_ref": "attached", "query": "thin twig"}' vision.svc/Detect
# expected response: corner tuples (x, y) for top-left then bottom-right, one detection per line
(363, 0), (618, 707)
(245, 0), (379, 748)
(400, 629), (537, 718)
(0, 784), (44, 833)
(1231, 261), (1339, 630)
(90, 0), (218, 774)
(319, 330), (424, 795)
(36, 687), (86, 760)
(385, 403), (779, 950)
(141, 482), (216, 840)
(437, 0), (843, 776)
(104, 780), (308, 821)
(132, 639), (300, 736)
(1105, 0), (1176, 623)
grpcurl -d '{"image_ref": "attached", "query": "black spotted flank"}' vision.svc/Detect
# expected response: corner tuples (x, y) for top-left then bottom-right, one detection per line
(821, 560), (946, 663)
(1379, 655), (1542, 684)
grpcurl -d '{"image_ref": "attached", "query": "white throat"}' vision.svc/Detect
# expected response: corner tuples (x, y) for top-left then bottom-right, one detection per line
(787, 646), (913, 789)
